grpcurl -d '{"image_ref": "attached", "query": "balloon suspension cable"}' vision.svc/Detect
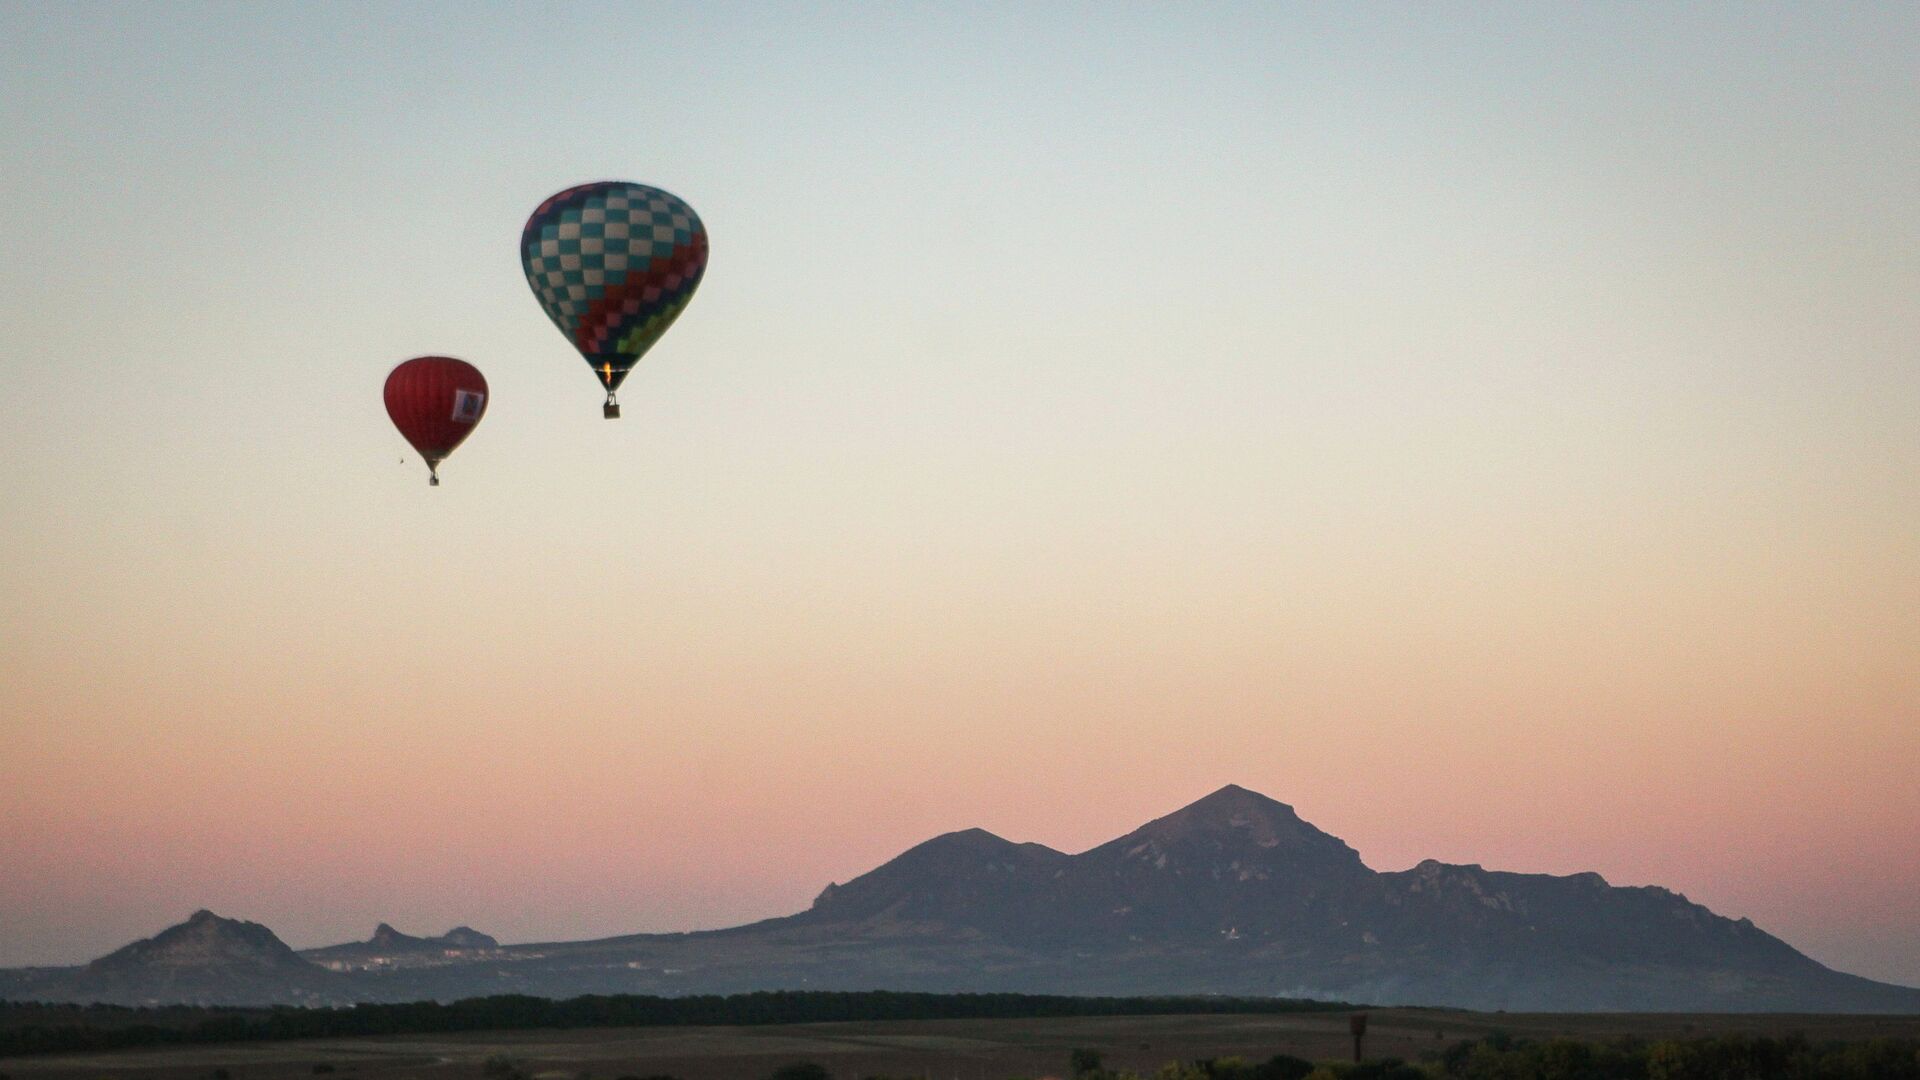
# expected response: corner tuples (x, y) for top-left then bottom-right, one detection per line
(428, 460), (441, 487)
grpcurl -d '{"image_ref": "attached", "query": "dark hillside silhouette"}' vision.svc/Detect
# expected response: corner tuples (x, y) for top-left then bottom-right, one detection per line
(8, 787), (1918, 1011)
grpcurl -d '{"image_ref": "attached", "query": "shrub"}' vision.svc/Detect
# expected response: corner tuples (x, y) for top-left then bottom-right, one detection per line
(1072, 1048), (1107, 1076)
(1258, 1055), (1315, 1080)
(765, 1064), (831, 1080)
(481, 1056), (531, 1080)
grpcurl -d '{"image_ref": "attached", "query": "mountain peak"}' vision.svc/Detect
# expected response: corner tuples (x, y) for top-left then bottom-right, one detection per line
(301, 924), (498, 962)
(439, 926), (499, 949)
(1204, 782), (1259, 799)
(800, 826), (1067, 925)
(1123, 785), (1359, 861)
(867, 827), (1063, 874)
(929, 826), (1011, 848)
(88, 911), (312, 974)
(1184, 783), (1290, 814)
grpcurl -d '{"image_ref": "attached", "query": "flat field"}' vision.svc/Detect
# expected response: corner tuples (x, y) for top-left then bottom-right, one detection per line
(7, 1010), (1920, 1080)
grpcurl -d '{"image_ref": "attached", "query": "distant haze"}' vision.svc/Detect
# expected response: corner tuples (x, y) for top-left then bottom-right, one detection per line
(0, 4), (1915, 987)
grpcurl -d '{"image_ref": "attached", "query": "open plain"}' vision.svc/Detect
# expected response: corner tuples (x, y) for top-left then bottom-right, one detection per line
(8, 1010), (1920, 1080)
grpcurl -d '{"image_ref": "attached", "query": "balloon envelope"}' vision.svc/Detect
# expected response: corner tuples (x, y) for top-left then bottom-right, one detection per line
(521, 181), (708, 403)
(384, 356), (488, 483)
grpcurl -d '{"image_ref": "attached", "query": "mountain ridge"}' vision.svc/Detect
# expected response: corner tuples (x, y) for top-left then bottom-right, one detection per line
(8, 785), (1917, 1012)
(303, 923), (501, 963)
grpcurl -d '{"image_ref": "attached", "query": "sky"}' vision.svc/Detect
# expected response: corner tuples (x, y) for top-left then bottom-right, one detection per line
(0, 3), (1915, 985)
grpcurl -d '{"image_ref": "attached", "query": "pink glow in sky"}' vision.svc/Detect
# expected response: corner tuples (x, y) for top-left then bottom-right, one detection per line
(0, 5), (1916, 986)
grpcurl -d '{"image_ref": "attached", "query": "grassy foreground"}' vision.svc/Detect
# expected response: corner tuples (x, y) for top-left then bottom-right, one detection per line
(0, 992), (1347, 1058)
(3, 1000), (1918, 1079)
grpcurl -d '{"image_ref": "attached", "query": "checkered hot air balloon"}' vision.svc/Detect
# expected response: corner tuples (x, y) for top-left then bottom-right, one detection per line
(521, 181), (709, 418)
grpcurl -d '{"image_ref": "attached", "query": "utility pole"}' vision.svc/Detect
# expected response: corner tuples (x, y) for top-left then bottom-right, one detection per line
(1350, 1012), (1369, 1063)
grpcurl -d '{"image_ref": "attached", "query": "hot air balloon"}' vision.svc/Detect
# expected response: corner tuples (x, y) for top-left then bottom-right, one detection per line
(521, 181), (708, 418)
(384, 356), (489, 486)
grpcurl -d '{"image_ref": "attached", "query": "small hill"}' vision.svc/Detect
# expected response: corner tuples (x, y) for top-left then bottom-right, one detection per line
(303, 923), (500, 964)
(33, 911), (351, 1006)
(88, 910), (311, 974)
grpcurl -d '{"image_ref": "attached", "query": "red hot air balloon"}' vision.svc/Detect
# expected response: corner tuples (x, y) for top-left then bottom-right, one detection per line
(384, 356), (489, 486)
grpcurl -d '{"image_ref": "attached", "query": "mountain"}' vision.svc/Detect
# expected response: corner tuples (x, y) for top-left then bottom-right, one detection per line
(14, 910), (352, 1006)
(790, 786), (1374, 946)
(90, 909), (297, 966)
(1355, 859), (1861, 1010)
(302, 923), (500, 967)
(748, 786), (1919, 1011)
(1042, 783), (1377, 946)
(440, 926), (499, 950)
(10, 787), (1920, 1012)
(797, 827), (1068, 933)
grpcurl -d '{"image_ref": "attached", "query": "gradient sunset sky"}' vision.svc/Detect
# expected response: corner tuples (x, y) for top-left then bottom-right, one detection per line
(1, 4), (1916, 985)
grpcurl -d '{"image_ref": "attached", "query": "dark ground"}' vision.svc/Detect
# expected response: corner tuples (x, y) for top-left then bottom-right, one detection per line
(7, 1009), (1920, 1080)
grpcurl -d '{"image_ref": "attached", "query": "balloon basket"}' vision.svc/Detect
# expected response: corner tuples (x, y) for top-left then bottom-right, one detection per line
(603, 401), (621, 420)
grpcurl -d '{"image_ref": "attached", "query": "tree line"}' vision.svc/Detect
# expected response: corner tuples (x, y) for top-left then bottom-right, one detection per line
(474, 1034), (1920, 1080)
(755, 1034), (1920, 1080)
(0, 990), (1347, 1058)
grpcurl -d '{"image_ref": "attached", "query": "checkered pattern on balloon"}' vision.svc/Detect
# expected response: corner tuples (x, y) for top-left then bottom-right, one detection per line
(521, 182), (708, 406)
